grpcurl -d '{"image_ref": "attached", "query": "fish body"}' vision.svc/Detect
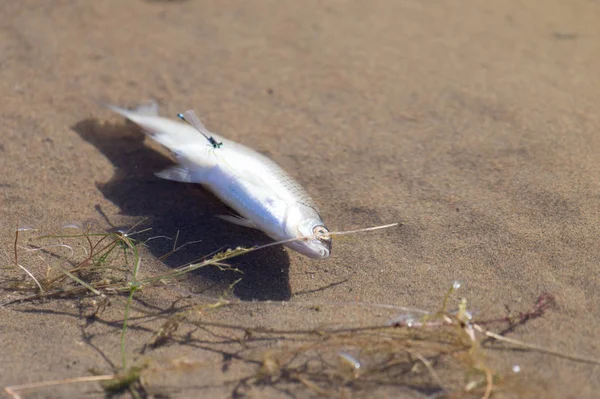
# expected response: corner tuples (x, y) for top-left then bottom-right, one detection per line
(104, 102), (331, 259)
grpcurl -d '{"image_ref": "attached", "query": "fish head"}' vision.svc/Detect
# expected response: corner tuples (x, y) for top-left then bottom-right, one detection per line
(285, 204), (332, 259)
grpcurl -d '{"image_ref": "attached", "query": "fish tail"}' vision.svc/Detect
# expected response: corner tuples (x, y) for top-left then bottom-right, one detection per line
(100, 100), (190, 151)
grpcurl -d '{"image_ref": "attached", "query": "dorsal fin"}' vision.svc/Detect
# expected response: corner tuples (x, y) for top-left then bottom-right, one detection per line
(133, 100), (159, 116)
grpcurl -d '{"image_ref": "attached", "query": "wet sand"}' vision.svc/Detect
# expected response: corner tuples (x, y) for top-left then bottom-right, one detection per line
(1, 0), (600, 397)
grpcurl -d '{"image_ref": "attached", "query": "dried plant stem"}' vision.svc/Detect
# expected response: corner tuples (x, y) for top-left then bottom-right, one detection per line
(120, 239), (142, 369)
(13, 229), (44, 293)
(414, 353), (444, 388)
(475, 324), (600, 365)
(5, 374), (115, 399)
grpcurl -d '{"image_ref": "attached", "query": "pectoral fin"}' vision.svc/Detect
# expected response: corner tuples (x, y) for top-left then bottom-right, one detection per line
(155, 166), (194, 183)
(156, 163), (214, 184)
(216, 215), (257, 229)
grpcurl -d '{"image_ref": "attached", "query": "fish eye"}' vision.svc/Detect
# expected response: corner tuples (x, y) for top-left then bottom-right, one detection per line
(312, 225), (331, 241)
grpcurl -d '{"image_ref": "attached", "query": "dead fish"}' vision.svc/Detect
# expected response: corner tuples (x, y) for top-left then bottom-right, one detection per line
(102, 101), (331, 259)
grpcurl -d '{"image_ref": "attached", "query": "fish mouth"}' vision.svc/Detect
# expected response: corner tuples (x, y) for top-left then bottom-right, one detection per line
(284, 225), (332, 259)
(313, 225), (332, 258)
(285, 239), (330, 259)
(305, 243), (331, 259)
(319, 238), (332, 255)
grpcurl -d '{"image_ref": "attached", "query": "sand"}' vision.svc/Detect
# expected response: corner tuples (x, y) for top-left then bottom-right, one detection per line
(1, 0), (599, 398)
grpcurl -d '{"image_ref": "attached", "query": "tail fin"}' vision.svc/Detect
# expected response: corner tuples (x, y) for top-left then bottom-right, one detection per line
(101, 100), (202, 152)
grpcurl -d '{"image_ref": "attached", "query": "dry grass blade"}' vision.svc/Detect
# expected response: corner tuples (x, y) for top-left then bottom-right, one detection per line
(4, 375), (116, 399)
(11, 229), (44, 293)
(3, 222), (598, 399)
(475, 325), (600, 365)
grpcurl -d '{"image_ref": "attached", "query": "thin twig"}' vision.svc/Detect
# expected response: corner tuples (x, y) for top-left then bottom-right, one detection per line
(5, 374), (115, 398)
(474, 324), (600, 365)
(415, 353), (444, 388)
(12, 229), (44, 293)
